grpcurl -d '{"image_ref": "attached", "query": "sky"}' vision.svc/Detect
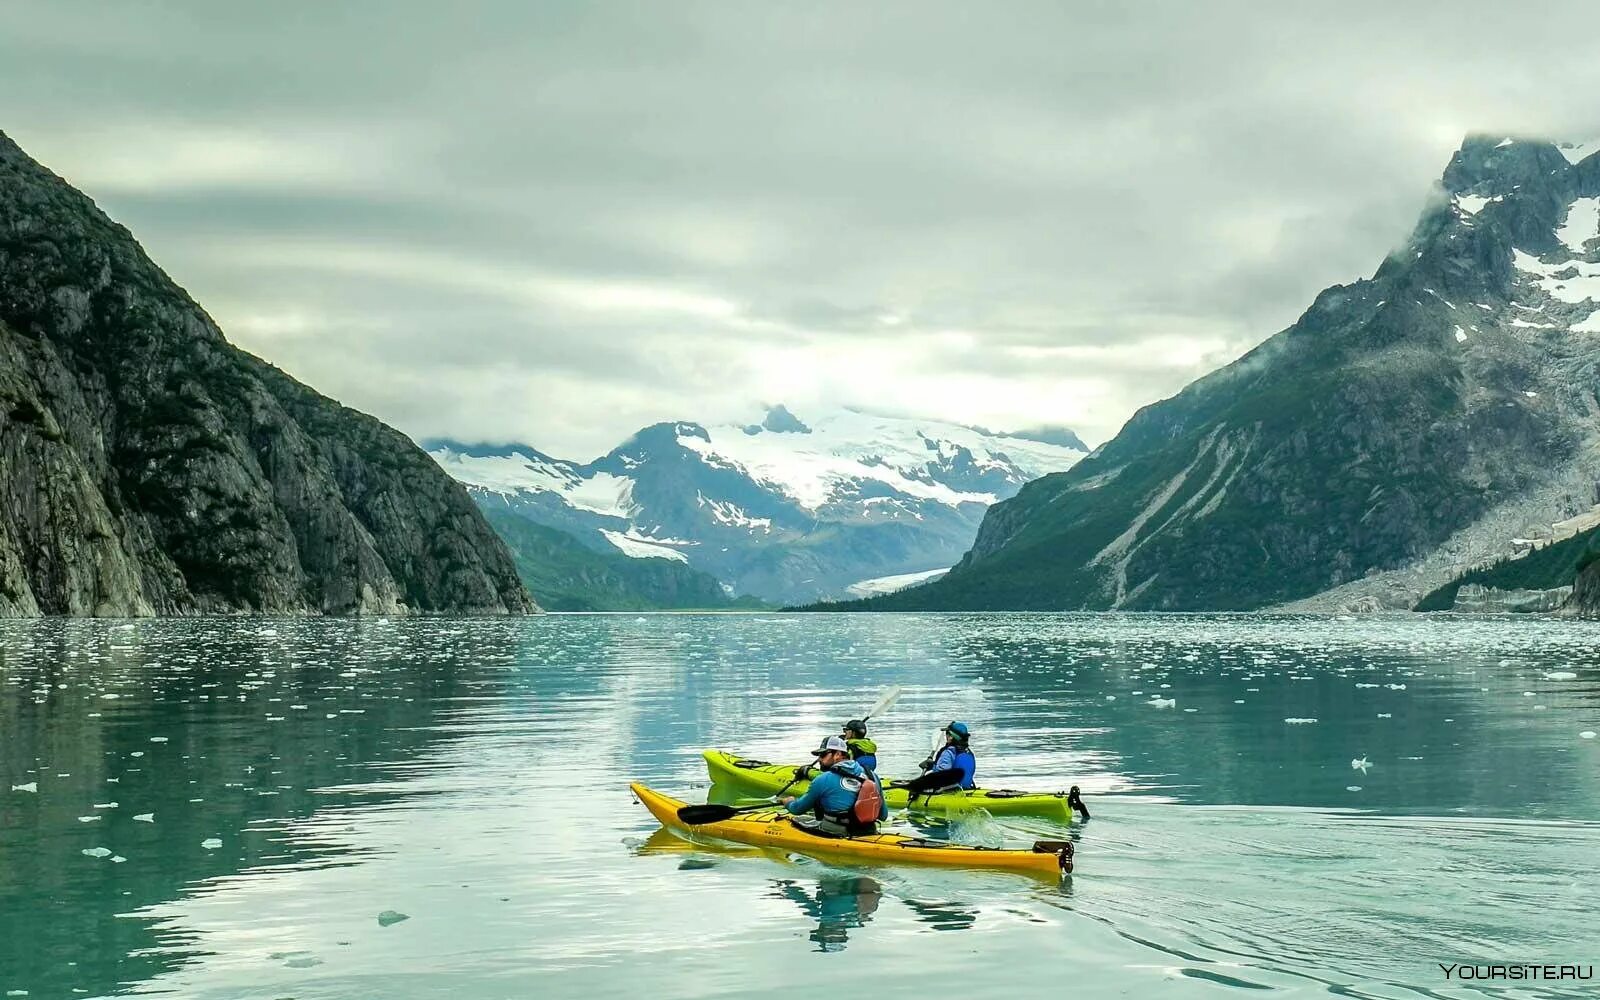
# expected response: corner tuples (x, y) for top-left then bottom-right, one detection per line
(3, 2), (1599, 460)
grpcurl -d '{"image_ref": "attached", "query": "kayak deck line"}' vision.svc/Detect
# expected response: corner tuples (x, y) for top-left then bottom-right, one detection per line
(703, 749), (1081, 824)
(631, 782), (1073, 879)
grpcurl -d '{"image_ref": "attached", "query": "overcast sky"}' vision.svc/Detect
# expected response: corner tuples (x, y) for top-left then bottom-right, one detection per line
(4, 3), (1599, 459)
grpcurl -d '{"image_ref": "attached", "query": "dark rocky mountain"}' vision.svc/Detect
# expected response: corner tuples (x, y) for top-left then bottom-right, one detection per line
(837, 135), (1600, 612)
(0, 130), (534, 615)
(428, 407), (1086, 605)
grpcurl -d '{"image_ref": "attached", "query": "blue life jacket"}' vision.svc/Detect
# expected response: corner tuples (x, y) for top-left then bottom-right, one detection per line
(932, 745), (977, 789)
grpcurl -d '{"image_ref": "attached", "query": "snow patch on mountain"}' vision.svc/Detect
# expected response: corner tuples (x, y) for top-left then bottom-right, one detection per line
(599, 529), (691, 562)
(846, 567), (950, 597)
(1557, 197), (1600, 254)
(677, 409), (1078, 512)
(1512, 250), (1600, 305)
(1556, 138), (1600, 165)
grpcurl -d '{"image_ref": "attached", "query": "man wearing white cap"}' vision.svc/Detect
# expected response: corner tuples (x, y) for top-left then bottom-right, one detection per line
(781, 735), (888, 836)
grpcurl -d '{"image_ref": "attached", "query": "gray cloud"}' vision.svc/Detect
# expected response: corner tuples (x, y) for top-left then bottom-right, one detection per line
(4, 2), (1599, 458)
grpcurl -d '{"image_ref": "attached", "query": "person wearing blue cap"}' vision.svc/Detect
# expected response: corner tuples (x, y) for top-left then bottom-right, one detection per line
(899, 721), (977, 797)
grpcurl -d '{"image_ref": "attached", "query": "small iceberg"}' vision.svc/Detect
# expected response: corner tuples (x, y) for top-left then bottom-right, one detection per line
(1544, 671), (1577, 681)
(11, 782), (37, 793)
(377, 910), (410, 927)
(1581, 731), (1597, 740)
(1351, 756), (1371, 773)
(1284, 718), (1318, 725)
(201, 838), (222, 850)
(1147, 697), (1176, 709)
(134, 813), (154, 823)
(81, 847), (111, 858)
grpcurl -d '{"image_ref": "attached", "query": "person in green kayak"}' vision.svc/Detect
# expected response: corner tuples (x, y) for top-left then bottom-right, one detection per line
(899, 721), (977, 797)
(841, 719), (878, 772)
(781, 736), (888, 837)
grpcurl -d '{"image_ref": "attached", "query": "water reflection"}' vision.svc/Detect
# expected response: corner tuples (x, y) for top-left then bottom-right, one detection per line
(772, 875), (885, 952)
(901, 897), (979, 931)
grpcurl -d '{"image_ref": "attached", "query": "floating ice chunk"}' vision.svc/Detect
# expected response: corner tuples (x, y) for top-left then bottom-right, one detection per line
(130, 752), (144, 758)
(1104, 695), (1115, 700)
(92, 802), (117, 810)
(1386, 684), (1406, 690)
(77, 816), (100, 823)
(134, 813), (154, 823)
(111, 855), (126, 864)
(1544, 671), (1578, 681)
(1346, 786), (1363, 792)
(81, 847), (111, 858)
(1284, 718), (1318, 725)
(1351, 756), (1371, 772)
(1355, 683), (1379, 689)
(1523, 691), (1535, 697)
(1147, 697), (1176, 709)
(150, 737), (168, 743)
(1377, 713), (1392, 719)
(1581, 731), (1597, 740)
(377, 910), (410, 927)
(1234, 699), (1245, 704)
(201, 838), (222, 849)
(10, 782), (36, 793)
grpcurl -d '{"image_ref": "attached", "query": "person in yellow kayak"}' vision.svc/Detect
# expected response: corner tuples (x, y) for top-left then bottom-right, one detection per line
(897, 721), (977, 797)
(781, 736), (887, 837)
(841, 719), (878, 772)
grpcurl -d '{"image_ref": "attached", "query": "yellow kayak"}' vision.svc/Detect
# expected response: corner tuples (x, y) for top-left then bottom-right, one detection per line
(703, 750), (1083, 823)
(631, 782), (1073, 878)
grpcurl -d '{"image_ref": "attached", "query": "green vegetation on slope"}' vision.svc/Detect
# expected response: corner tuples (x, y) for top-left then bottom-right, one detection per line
(1414, 524), (1600, 611)
(481, 507), (764, 611)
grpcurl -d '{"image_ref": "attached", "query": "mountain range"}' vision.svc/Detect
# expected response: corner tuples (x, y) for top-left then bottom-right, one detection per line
(428, 406), (1087, 605)
(0, 131), (533, 615)
(835, 135), (1600, 615)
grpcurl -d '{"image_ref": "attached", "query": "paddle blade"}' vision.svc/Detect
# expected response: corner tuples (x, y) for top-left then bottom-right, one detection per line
(863, 685), (903, 722)
(676, 803), (740, 825)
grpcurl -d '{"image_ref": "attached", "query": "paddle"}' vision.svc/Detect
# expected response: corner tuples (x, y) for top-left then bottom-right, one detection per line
(677, 686), (903, 825)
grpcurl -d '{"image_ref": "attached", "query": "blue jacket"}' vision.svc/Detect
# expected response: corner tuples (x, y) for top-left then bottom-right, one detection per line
(785, 760), (888, 821)
(931, 746), (976, 789)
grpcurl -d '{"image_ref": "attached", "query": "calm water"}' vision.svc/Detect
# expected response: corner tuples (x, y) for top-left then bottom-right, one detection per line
(2, 614), (1598, 999)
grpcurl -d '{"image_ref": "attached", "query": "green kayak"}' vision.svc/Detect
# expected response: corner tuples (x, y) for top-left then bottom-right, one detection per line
(703, 749), (1084, 823)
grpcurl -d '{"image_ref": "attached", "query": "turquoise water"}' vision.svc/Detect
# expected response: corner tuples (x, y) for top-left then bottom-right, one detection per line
(2, 614), (1598, 998)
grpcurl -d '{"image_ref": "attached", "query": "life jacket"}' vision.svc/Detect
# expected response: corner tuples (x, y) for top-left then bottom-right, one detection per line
(809, 760), (882, 836)
(845, 737), (878, 771)
(851, 770), (884, 824)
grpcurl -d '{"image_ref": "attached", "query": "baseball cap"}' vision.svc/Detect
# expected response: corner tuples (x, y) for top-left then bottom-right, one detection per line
(811, 735), (850, 755)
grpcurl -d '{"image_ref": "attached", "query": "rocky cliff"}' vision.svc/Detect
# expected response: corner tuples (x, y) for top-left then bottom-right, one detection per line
(836, 135), (1600, 612)
(0, 131), (534, 615)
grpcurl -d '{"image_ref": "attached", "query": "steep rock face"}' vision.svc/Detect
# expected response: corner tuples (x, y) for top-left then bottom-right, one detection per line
(0, 131), (534, 616)
(1570, 558), (1600, 617)
(845, 135), (1600, 612)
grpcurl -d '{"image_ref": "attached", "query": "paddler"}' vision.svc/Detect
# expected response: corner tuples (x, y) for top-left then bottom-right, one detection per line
(781, 736), (888, 836)
(900, 721), (977, 796)
(841, 719), (878, 771)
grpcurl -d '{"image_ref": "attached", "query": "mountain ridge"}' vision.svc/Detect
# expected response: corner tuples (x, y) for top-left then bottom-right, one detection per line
(427, 405), (1087, 604)
(825, 134), (1600, 613)
(0, 129), (535, 616)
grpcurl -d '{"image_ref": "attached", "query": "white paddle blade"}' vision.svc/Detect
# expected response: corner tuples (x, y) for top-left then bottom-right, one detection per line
(864, 685), (903, 722)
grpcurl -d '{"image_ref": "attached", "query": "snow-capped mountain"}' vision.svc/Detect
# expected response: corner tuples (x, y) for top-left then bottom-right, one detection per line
(849, 134), (1600, 613)
(426, 406), (1087, 604)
